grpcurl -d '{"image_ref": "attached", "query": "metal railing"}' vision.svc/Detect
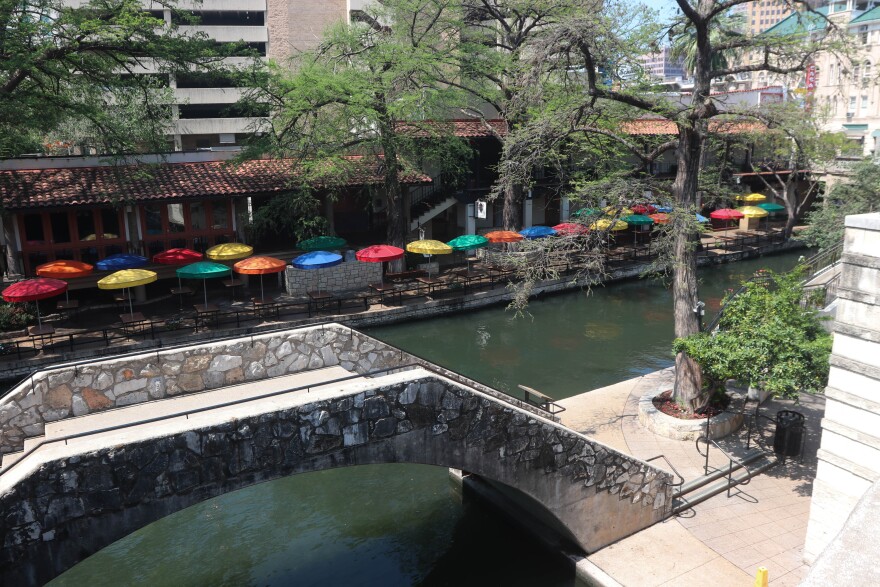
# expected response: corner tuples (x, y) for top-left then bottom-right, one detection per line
(645, 454), (685, 489)
(694, 434), (757, 498)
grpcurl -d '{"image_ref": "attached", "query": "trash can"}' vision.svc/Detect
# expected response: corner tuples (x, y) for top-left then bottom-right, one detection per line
(773, 410), (805, 457)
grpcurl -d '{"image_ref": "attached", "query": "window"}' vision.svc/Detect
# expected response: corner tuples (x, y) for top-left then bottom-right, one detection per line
(850, 95), (857, 112)
(76, 210), (96, 241)
(144, 204), (163, 235)
(212, 203), (229, 230)
(862, 94), (869, 113)
(854, 65), (861, 80)
(23, 214), (45, 244)
(167, 204), (185, 232)
(860, 26), (869, 45)
(190, 201), (207, 231)
(864, 61), (872, 83)
(100, 208), (121, 239)
(49, 212), (71, 244)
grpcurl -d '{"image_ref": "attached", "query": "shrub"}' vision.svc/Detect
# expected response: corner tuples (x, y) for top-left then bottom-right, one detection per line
(0, 302), (33, 331)
(673, 268), (832, 400)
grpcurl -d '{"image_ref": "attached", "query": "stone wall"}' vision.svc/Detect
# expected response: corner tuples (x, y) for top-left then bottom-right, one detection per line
(0, 373), (673, 584)
(0, 324), (548, 455)
(284, 260), (382, 296)
(804, 213), (880, 564)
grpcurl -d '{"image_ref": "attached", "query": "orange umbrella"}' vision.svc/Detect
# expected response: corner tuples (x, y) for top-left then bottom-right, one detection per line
(36, 260), (93, 301)
(233, 256), (286, 301)
(649, 213), (670, 224)
(484, 230), (524, 243)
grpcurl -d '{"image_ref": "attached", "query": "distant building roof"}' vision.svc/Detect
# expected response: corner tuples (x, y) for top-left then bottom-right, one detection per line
(621, 118), (765, 136)
(851, 6), (880, 24)
(0, 157), (432, 210)
(763, 7), (828, 36)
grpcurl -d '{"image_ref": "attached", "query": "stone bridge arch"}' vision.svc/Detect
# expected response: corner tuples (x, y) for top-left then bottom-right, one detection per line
(0, 371), (672, 585)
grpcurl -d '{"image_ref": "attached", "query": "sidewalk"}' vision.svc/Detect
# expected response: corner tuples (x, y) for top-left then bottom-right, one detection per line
(558, 369), (823, 586)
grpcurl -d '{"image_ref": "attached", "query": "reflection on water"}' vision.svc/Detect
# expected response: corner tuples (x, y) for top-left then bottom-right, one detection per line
(50, 251), (805, 587)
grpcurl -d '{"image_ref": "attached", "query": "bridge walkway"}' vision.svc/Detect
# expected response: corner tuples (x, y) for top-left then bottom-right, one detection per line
(0, 366), (425, 494)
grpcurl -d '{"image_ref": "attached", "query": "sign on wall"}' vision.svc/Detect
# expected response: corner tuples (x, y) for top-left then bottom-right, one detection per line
(476, 200), (487, 219)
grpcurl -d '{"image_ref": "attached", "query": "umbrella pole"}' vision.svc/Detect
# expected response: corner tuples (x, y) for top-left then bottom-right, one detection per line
(128, 288), (133, 318)
(260, 274), (265, 302)
(36, 301), (42, 328)
(204, 280), (208, 308)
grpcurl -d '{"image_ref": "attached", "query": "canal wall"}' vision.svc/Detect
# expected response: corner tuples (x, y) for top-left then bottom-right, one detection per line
(0, 370), (674, 585)
(0, 324), (549, 455)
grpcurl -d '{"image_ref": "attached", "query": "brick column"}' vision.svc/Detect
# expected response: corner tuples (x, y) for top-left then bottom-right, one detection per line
(804, 213), (880, 563)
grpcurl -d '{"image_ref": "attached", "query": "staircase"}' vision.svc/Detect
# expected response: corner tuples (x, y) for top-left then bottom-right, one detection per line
(672, 447), (778, 514)
(410, 195), (458, 231)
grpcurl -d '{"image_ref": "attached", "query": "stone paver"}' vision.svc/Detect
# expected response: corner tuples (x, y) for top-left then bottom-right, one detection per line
(559, 367), (824, 586)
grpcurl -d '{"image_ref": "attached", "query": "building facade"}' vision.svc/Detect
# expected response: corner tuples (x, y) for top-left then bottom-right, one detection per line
(639, 47), (686, 82)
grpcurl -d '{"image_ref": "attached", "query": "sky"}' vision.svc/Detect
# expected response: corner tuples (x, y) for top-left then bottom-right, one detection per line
(641, 0), (679, 19)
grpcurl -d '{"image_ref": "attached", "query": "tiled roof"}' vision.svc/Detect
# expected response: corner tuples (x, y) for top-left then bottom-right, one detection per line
(763, 7), (827, 36)
(397, 119), (508, 138)
(0, 157), (431, 209)
(850, 6), (880, 24)
(621, 118), (765, 136)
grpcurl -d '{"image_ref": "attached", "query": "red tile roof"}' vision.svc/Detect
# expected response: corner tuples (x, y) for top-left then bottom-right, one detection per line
(396, 119), (508, 138)
(621, 118), (765, 136)
(0, 157), (431, 209)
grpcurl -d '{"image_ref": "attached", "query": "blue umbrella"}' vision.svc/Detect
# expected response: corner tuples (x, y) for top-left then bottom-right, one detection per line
(654, 205), (673, 213)
(696, 214), (709, 223)
(519, 226), (557, 239)
(291, 251), (343, 294)
(96, 254), (148, 271)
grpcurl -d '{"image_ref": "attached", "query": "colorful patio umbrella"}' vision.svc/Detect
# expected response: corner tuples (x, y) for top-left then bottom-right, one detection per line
(206, 243), (253, 261)
(2, 278), (67, 328)
(590, 219), (628, 231)
(696, 214), (710, 223)
(97, 269), (157, 318)
(96, 254), (148, 271)
(757, 202), (786, 213)
(406, 239), (453, 277)
(447, 234), (489, 272)
(623, 214), (654, 226)
(710, 208), (745, 220)
(654, 205), (673, 213)
(233, 256), (286, 302)
(153, 248), (204, 265)
(631, 204), (657, 215)
(292, 251), (343, 293)
(484, 230), (524, 243)
(572, 208), (602, 218)
(355, 245), (404, 286)
(519, 226), (557, 239)
(649, 213), (669, 224)
(552, 223), (589, 236)
(603, 206), (634, 217)
(36, 260), (92, 302)
(176, 262), (232, 307)
(737, 206), (769, 218)
(736, 193), (767, 203)
(297, 236), (347, 252)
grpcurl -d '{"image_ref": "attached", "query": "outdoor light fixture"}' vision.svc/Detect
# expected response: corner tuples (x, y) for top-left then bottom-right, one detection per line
(693, 300), (705, 331)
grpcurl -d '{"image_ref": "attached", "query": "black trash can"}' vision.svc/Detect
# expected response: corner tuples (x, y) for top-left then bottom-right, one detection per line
(773, 410), (805, 457)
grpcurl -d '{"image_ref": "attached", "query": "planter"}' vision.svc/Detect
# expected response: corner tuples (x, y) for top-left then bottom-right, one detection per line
(637, 388), (744, 441)
(747, 384), (772, 404)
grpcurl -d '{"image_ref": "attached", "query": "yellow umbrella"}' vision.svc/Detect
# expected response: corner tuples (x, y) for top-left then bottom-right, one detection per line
(97, 269), (158, 318)
(603, 206), (634, 217)
(736, 193), (767, 203)
(206, 243), (253, 261)
(590, 219), (629, 231)
(406, 239), (452, 278)
(737, 206), (769, 218)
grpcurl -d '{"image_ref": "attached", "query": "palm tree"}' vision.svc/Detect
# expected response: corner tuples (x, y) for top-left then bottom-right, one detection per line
(670, 10), (746, 77)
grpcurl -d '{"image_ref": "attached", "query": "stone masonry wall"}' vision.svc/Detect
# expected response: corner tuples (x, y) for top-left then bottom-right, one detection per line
(0, 374), (673, 584)
(285, 261), (382, 296)
(0, 324), (546, 455)
(804, 213), (880, 564)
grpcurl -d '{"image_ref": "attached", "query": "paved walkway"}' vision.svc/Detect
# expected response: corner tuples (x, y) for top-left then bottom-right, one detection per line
(559, 368), (824, 586)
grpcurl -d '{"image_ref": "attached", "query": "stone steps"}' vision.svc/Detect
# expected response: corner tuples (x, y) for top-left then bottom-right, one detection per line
(1, 366), (356, 471)
(672, 453), (779, 515)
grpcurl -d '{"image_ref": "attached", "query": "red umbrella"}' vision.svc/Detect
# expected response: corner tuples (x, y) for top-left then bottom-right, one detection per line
(710, 208), (745, 220)
(153, 248), (204, 265)
(631, 204), (657, 215)
(2, 278), (67, 328)
(553, 222), (589, 236)
(355, 245), (405, 262)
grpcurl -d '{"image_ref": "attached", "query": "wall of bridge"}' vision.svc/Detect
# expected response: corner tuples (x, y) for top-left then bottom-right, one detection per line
(0, 373), (673, 585)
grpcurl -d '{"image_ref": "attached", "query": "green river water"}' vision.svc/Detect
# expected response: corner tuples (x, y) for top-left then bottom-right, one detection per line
(50, 250), (806, 587)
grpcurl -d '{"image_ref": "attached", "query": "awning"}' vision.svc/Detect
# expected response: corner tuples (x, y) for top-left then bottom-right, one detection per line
(843, 124), (869, 136)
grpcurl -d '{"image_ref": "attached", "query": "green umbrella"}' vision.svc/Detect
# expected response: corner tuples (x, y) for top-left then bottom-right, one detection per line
(757, 202), (786, 212)
(298, 235), (347, 252)
(176, 261), (232, 307)
(447, 234), (490, 271)
(623, 214), (655, 225)
(573, 208), (601, 218)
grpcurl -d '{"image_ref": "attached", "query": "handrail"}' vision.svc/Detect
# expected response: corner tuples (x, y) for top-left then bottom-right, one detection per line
(645, 454), (685, 488)
(695, 434), (757, 498)
(0, 355), (565, 480)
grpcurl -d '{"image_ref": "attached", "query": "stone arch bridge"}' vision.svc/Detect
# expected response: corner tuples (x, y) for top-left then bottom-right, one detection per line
(0, 324), (672, 585)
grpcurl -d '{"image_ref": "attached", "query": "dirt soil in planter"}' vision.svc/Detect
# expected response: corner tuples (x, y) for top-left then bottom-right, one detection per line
(652, 390), (729, 420)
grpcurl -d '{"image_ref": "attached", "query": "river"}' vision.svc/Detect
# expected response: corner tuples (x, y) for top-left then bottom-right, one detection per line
(50, 250), (806, 587)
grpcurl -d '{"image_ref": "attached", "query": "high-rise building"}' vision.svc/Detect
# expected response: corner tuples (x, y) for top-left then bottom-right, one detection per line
(639, 46), (686, 81)
(737, 0), (826, 35)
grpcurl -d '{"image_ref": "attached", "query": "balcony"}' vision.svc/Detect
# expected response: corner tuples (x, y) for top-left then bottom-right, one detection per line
(178, 25), (267, 43)
(174, 87), (246, 105)
(173, 117), (266, 135)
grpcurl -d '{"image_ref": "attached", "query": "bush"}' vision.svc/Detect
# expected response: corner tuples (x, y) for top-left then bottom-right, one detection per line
(673, 268), (832, 400)
(0, 302), (33, 331)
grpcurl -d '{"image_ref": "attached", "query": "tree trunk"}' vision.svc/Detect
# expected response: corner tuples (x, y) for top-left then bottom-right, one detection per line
(382, 133), (407, 273)
(503, 183), (523, 230)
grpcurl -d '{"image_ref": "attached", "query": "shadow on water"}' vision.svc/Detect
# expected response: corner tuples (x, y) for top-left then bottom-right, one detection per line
(49, 251), (806, 587)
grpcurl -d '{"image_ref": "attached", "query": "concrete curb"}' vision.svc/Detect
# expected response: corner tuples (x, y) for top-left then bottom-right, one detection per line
(572, 556), (624, 587)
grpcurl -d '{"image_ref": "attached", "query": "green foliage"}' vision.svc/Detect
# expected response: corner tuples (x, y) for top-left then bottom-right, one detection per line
(0, 0), (243, 156)
(247, 189), (329, 246)
(0, 302), (33, 331)
(673, 269), (832, 399)
(800, 159), (880, 250)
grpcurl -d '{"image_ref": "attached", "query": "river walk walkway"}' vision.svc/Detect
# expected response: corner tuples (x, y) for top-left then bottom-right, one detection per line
(558, 368), (824, 587)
